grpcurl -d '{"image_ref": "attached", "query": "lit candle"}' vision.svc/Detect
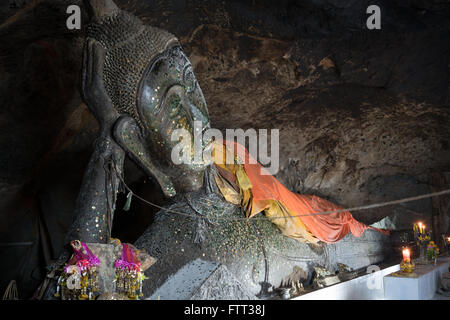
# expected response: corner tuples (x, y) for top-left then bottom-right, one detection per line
(402, 248), (411, 262)
(417, 222), (425, 234)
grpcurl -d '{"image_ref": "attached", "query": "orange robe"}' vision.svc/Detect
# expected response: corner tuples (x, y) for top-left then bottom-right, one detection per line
(212, 140), (389, 244)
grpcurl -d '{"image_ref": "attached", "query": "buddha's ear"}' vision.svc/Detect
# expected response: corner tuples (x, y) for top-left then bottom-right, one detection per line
(113, 116), (176, 198)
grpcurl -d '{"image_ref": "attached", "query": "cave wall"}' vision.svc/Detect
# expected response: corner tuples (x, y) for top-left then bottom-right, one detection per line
(0, 0), (449, 298)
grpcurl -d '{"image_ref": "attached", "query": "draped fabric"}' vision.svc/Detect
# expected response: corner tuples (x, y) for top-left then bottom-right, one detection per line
(212, 140), (389, 244)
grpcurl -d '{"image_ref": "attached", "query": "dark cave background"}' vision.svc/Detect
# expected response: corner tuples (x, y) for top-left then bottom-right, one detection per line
(0, 0), (449, 298)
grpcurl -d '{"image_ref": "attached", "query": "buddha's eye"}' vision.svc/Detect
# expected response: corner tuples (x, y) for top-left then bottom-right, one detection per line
(153, 59), (164, 74)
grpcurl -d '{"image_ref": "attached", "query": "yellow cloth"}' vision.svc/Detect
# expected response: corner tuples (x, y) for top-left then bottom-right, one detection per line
(213, 170), (240, 205)
(211, 141), (318, 243)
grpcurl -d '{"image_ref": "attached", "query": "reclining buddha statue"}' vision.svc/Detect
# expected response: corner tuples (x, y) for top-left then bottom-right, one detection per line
(43, 0), (388, 299)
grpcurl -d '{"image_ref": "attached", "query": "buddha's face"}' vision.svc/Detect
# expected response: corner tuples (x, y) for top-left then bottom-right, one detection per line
(136, 45), (212, 192)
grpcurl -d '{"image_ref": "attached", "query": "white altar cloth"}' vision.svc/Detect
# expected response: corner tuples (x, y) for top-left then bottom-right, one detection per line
(383, 257), (450, 300)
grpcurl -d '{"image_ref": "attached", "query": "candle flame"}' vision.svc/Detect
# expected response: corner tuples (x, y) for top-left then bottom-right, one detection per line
(402, 248), (411, 261)
(416, 222), (425, 234)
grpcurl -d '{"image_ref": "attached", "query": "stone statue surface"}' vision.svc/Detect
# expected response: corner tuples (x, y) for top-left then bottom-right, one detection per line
(43, 0), (389, 300)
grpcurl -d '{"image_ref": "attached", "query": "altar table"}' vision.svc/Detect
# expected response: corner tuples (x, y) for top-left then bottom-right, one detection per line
(383, 257), (450, 300)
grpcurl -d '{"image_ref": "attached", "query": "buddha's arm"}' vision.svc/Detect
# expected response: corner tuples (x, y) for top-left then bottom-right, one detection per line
(65, 30), (125, 244)
(64, 132), (124, 244)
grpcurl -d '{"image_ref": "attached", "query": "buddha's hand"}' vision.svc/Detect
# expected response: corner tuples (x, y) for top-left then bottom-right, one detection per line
(81, 37), (119, 130)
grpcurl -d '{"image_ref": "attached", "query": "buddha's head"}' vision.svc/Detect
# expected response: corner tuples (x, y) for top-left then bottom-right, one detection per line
(83, 0), (212, 197)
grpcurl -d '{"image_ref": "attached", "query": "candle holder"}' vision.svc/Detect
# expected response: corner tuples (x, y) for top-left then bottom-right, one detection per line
(413, 222), (431, 264)
(400, 247), (415, 273)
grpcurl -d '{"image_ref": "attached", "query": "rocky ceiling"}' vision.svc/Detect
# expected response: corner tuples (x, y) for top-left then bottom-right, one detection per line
(0, 0), (449, 297)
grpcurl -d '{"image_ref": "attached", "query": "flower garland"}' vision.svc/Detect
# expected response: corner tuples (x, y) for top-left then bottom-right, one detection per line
(114, 244), (147, 299)
(55, 240), (100, 300)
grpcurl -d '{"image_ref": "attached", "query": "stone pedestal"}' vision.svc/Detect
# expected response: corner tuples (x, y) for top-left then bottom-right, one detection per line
(147, 259), (257, 300)
(86, 243), (118, 293)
